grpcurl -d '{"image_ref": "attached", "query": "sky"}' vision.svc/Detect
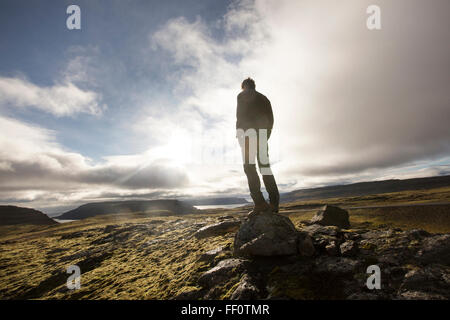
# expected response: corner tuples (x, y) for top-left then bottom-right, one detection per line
(1, 0), (449, 213)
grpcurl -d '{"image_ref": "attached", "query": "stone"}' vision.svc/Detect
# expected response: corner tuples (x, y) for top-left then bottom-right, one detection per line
(406, 229), (430, 240)
(325, 241), (340, 256)
(346, 292), (380, 300)
(310, 205), (350, 229)
(340, 240), (359, 257)
(315, 257), (362, 274)
(198, 246), (224, 262)
(194, 220), (241, 239)
(197, 258), (246, 288)
(234, 213), (299, 256)
(398, 291), (446, 300)
(230, 274), (260, 300)
(414, 234), (450, 265)
(398, 265), (450, 299)
(302, 224), (340, 237)
(297, 232), (316, 257)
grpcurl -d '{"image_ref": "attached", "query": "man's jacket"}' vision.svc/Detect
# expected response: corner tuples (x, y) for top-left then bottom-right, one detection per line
(236, 89), (274, 131)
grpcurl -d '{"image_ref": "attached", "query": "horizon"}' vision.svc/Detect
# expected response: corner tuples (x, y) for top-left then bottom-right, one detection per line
(1, 0), (450, 213)
(15, 173), (450, 216)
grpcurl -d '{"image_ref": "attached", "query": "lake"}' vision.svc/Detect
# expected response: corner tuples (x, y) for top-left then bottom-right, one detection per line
(194, 203), (249, 210)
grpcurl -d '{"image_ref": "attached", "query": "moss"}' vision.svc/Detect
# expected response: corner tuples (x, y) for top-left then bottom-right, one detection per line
(360, 242), (377, 251)
(267, 268), (346, 300)
(220, 276), (241, 299)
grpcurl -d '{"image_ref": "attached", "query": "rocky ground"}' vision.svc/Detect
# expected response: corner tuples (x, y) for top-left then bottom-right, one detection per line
(0, 205), (448, 300)
(178, 205), (450, 300)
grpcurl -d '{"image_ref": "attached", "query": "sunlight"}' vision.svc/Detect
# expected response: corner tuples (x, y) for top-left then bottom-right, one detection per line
(159, 133), (193, 166)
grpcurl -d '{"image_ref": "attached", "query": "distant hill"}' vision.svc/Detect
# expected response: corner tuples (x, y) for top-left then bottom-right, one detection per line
(56, 199), (199, 220)
(0, 206), (57, 226)
(185, 197), (249, 206)
(281, 175), (450, 203)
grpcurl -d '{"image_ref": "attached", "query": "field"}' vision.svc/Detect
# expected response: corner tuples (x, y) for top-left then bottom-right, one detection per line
(0, 187), (449, 299)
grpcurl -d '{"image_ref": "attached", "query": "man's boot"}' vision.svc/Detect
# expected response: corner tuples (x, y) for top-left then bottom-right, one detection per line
(248, 201), (271, 218)
(270, 203), (279, 214)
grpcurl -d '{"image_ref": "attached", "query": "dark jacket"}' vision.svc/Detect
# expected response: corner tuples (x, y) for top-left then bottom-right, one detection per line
(236, 89), (274, 130)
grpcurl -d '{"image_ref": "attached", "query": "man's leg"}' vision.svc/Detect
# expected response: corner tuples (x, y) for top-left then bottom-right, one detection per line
(262, 174), (279, 212)
(241, 135), (269, 215)
(257, 130), (280, 212)
(243, 163), (265, 205)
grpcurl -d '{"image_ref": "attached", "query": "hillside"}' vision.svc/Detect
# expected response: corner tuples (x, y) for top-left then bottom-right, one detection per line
(0, 206), (57, 226)
(56, 199), (199, 220)
(282, 175), (450, 202)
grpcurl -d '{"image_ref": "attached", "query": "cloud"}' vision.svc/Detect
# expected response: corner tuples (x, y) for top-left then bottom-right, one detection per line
(0, 116), (189, 207)
(148, 0), (450, 190)
(0, 76), (105, 116)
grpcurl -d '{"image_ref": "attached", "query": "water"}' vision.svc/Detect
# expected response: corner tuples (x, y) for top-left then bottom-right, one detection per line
(54, 219), (76, 223)
(194, 203), (249, 210)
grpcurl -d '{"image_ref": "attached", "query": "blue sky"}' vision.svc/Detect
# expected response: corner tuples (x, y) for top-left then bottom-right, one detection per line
(0, 0), (231, 159)
(1, 0), (449, 213)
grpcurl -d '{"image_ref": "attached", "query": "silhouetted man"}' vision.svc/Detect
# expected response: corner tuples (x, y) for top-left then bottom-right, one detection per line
(236, 78), (279, 217)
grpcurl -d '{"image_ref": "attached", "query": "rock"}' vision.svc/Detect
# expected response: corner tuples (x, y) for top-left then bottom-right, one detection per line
(198, 258), (246, 288)
(415, 234), (450, 265)
(325, 241), (340, 256)
(194, 220), (241, 239)
(361, 229), (394, 239)
(297, 232), (316, 257)
(310, 205), (350, 229)
(302, 224), (340, 237)
(234, 213), (299, 256)
(340, 240), (359, 257)
(217, 215), (236, 221)
(398, 265), (450, 299)
(230, 274), (260, 300)
(315, 257), (362, 274)
(346, 292), (380, 300)
(398, 291), (447, 300)
(406, 229), (430, 240)
(343, 231), (362, 241)
(198, 246), (225, 262)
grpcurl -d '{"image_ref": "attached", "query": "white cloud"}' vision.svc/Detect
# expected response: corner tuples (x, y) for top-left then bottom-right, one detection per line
(0, 116), (189, 208)
(0, 76), (105, 116)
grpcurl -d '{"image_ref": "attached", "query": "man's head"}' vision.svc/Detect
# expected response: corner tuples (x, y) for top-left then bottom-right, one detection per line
(241, 77), (255, 90)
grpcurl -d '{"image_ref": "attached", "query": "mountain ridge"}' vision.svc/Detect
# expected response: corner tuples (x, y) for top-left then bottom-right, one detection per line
(281, 174), (450, 202)
(56, 199), (199, 220)
(0, 205), (57, 226)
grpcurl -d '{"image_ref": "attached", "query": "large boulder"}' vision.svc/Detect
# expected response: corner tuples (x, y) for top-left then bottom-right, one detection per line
(310, 205), (350, 229)
(233, 213), (300, 256)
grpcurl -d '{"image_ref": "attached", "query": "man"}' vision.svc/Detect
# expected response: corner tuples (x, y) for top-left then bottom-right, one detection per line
(236, 77), (280, 217)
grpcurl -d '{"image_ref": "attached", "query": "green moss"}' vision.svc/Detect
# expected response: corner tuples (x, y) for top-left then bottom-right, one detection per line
(360, 242), (377, 251)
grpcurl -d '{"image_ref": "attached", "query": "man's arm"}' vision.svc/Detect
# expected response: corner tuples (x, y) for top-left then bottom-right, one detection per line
(236, 95), (242, 129)
(265, 97), (274, 129)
